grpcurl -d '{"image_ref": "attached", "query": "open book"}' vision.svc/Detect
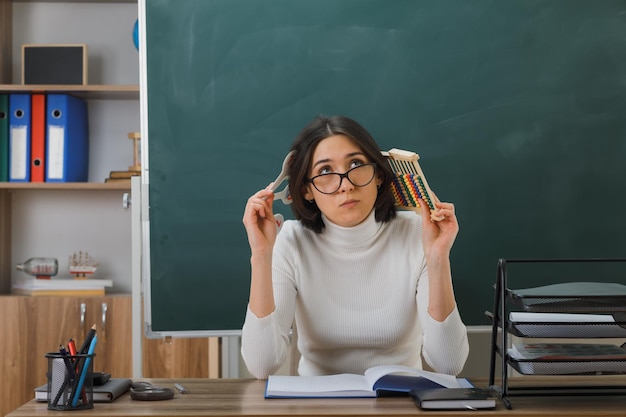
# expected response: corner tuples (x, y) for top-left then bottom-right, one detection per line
(265, 365), (472, 398)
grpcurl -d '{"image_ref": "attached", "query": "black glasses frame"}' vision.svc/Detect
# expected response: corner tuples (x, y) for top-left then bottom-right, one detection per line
(307, 163), (377, 194)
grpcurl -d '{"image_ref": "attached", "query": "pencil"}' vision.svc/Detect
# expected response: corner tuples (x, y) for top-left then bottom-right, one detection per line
(78, 324), (96, 354)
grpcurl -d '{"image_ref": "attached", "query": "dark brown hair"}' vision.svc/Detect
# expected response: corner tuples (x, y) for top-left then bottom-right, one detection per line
(287, 115), (396, 233)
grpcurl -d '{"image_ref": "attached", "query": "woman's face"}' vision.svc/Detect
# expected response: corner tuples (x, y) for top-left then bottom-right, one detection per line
(304, 134), (381, 228)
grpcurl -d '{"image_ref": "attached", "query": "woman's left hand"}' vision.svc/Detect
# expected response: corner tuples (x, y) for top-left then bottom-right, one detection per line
(418, 191), (459, 259)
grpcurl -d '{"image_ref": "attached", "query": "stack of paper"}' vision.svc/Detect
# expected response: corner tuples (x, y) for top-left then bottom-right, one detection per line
(12, 277), (113, 296)
(509, 342), (626, 375)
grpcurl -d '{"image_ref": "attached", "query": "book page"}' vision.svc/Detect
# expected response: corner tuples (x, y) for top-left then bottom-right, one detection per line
(267, 373), (371, 394)
(363, 365), (460, 389)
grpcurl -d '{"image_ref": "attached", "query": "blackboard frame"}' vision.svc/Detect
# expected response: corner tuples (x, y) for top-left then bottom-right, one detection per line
(140, 0), (626, 337)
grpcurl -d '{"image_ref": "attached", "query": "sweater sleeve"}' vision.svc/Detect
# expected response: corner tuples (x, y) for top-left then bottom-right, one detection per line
(416, 268), (469, 376)
(421, 306), (469, 375)
(241, 231), (299, 379)
(240, 307), (290, 379)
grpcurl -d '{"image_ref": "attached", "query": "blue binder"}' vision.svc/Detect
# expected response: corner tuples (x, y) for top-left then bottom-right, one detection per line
(0, 94), (8, 181)
(8, 94), (31, 182)
(45, 94), (89, 182)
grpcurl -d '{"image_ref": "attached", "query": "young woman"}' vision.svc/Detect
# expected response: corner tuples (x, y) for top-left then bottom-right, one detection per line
(241, 115), (468, 379)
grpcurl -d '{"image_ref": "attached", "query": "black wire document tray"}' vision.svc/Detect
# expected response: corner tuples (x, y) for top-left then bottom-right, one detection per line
(487, 258), (626, 409)
(509, 282), (626, 313)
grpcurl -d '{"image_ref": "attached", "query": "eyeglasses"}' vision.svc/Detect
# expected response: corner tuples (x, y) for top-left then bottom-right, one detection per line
(307, 163), (377, 194)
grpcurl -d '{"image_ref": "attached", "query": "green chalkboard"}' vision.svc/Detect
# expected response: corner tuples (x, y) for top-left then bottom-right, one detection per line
(143, 0), (626, 334)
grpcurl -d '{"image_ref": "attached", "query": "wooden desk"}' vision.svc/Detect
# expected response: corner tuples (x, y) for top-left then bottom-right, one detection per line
(6, 378), (626, 417)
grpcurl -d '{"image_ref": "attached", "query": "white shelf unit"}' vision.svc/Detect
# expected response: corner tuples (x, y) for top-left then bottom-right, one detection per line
(0, 0), (139, 294)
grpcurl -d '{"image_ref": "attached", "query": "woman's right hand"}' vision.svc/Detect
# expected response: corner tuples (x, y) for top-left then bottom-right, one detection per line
(242, 186), (279, 255)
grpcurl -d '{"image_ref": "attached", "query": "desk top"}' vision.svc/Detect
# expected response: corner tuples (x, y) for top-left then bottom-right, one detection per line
(6, 378), (626, 417)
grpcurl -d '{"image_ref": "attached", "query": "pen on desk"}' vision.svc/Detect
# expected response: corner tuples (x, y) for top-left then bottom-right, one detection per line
(174, 383), (187, 394)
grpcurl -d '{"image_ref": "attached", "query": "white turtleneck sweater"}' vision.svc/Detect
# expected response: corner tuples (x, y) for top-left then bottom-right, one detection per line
(241, 210), (469, 379)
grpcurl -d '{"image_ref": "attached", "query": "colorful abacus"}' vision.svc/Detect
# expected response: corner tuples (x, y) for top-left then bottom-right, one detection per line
(383, 148), (443, 221)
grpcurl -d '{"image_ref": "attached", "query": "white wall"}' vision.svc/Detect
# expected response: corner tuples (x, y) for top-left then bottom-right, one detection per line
(10, 2), (140, 293)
